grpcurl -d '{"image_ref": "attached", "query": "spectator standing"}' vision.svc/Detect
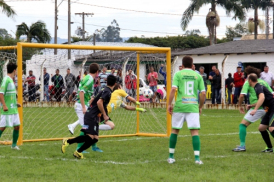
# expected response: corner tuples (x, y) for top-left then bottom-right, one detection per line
(146, 66), (158, 92)
(225, 73), (234, 104)
(212, 69), (222, 104)
(260, 65), (274, 88)
(209, 65), (217, 104)
(179, 65), (183, 71)
(75, 71), (81, 89)
(193, 64), (200, 74)
(51, 69), (64, 102)
(146, 67), (158, 102)
(39, 68), (50, 102)
(116, 68), (123, 85)
(110, 67), (115, 75)
(233, 66), (245, 104)
(99, 67), (109, 89)
(65, 68), (76, 102)
(159, 64), (167, 86)
(199, 66), (207, 103)
(25, 70), (36, 102)
(125, 69), (137, 100)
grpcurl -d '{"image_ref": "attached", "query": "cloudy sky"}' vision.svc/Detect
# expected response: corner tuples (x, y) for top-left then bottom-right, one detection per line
(2, 0), (272, 40)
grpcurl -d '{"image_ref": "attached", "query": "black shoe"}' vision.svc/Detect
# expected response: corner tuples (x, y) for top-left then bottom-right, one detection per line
(261, 148), (273, 153)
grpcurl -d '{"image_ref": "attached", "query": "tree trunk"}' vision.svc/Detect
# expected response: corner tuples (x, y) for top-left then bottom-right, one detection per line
(211, 1), (216, 45)
(254, 7), (258, 40)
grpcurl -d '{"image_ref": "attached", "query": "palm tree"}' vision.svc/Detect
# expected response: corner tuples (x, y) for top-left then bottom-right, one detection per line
(16, 20), (51, 43)
(0, 0), (16, 18)
(241, 0), (272, 39)
(181, 0), (245, 45)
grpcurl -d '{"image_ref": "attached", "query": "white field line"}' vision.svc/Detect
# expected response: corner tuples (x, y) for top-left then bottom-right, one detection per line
(0, 153), (267, 165)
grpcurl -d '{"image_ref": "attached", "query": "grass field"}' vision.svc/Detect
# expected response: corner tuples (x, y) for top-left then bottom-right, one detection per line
(0, 109), (273, 182)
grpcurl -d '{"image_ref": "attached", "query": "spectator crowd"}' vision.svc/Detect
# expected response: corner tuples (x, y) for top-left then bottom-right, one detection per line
(21, 64), (274, 105)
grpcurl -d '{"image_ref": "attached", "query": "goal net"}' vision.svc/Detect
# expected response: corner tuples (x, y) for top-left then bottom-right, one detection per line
(0, 42), (171, 144)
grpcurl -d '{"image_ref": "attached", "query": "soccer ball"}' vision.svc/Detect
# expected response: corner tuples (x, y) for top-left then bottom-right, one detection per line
(143, 89), (153, 98)
(139, 87), (146, 95)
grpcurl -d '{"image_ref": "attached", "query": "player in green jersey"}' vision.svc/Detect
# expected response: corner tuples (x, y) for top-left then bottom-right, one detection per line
(0, 63), (21, 150)
(67, 63), (99, 152)
(233, 66), (274, 152)
(167, 56), (206, 164)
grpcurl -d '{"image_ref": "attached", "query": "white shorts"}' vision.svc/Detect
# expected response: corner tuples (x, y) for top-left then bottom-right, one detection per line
(244, 109), (266, 123)
(74, 102), (88, 126)
(172, 113), (200, 130)
(0, 114), (20, 127)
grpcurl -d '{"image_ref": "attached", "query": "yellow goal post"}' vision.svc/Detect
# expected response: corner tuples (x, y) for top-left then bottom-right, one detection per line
(0, 43), (172, 145)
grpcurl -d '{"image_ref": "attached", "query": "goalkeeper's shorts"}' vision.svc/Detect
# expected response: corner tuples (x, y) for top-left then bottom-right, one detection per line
(0, 114), (20, 127)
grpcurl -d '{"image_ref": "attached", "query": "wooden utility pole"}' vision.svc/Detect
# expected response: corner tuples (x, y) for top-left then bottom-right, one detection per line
(54, 0), (58, 55)
(75, 12), (94, 40)
(68, 0), (71, 59)
(266, 7), (269, 39)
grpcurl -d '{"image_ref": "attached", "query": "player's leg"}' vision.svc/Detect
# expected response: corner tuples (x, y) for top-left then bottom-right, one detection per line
(167, 113), (184, 164)
(186, 113), (202, 164)
(233, 109), (265, 151)
(68, 103), (83, 135)
(0, 115), (7, 137)
(99, 121), (114, 130)
(11, 114), (20, 149)
(258, 113), (273, 152)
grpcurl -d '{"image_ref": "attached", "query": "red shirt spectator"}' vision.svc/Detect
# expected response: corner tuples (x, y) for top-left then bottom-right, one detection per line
(26, 70), (36, 87)
(125, 70), (137, 89)
(233, 68), (245, 88)
(147, 71), (158, 86)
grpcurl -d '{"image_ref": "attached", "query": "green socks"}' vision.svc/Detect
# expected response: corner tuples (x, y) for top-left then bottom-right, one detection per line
(239, 124), (247, 147)
(92, 143), (97, 149)
(12, 130), (19, 147)
(0, 130), (3, 137)
(76, 131), (85, 149)
(169, 133), (178, 158)
(192, 135), (201, 161)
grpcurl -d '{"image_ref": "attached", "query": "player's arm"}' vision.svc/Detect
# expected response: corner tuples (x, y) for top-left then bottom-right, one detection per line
(79, 91), (86, 114)
(97, 99), (109, 121)
(250, 93), (265, 116)
(0, 94), (8, 111)
(168, 87), (177, 115)
(198, 76), (206, 114)
(239, 81), (249, 113)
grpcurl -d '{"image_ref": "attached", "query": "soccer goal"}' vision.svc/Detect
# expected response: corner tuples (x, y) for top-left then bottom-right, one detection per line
(0, 43), (171, 145)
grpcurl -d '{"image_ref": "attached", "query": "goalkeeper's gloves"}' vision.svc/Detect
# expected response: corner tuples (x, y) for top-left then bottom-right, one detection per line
(136, 108), (146, 112)
(136, 101), (141, 105)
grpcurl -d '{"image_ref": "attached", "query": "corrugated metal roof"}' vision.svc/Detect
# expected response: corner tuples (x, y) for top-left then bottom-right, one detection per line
(173, 39), (274, 55)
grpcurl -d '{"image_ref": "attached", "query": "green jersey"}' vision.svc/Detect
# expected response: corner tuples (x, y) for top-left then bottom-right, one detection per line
(0, 76), (18, 115)
(241, 78), (273, 109)
(172, 69), (205, 113)
(77, 74), (94, 106)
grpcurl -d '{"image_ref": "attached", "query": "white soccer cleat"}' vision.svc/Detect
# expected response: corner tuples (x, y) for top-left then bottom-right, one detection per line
(68, 124), (75, 135)
(11, 146), (20, 150)
(195, 160), (203, 165)
(167, 158), (176, 164)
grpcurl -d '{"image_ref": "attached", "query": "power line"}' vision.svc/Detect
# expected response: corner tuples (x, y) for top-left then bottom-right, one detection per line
(68, 1), (229, 17)
(59, 19), (226, 36)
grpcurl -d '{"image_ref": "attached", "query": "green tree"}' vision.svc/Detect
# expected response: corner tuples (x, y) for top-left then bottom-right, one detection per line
(98, 20), (122, 42)
(225, 22), (249, 41)
(126, 35), (210, 49)
(0, 0), (16, 18)
(181, 0), (245, 45)
(241, 0), (271, 39)
(16, 20), (51, 43)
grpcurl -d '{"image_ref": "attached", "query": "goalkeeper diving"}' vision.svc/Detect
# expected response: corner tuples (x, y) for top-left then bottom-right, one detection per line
(68, 83), (146, 151)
